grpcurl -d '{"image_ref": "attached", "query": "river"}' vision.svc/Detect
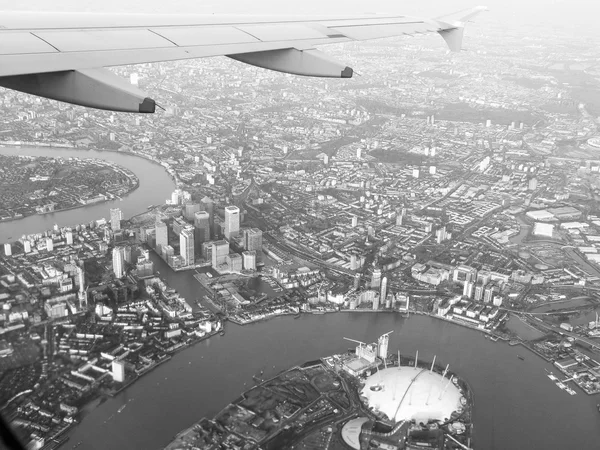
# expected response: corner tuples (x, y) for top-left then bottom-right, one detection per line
(0, 147), (176, 243)
(2, 147), (600, 450)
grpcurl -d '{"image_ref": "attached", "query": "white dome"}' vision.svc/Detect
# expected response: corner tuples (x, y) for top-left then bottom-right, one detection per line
(360, 367), (463, 424)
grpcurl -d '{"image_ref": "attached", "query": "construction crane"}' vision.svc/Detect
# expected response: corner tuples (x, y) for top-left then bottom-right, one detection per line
(343, 337), (366, 347)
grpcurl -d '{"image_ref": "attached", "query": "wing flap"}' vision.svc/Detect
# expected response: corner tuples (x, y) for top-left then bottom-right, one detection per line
(0, 32), (57, 55)
(235, 24), (328, 41)
(150, 26), (259, 46)
(330, 22), (436, 40)
(34, 29), (176, 52)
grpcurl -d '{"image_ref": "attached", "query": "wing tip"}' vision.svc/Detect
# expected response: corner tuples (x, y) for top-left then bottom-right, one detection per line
(139, 97), (156, 113)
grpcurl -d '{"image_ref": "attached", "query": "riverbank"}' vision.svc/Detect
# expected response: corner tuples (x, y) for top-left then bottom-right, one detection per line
(0, 145), (145, 228)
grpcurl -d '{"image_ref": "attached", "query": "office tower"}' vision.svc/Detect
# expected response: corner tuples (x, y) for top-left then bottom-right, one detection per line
(23, 240), (31, 253)
(66, 231), (73, 245)
(350, 254), (358, 270)
(184, 203), (201, 221)
(201, 241), (213, 261)
(211, 240), (229, 268)
(180, 227), (195, 266)
(3, 243), (11, 256)
(380, 277), (388, 306)
(356, 148), (362, 159)
(371, 268), (382, 289)
(194, 211), (211, 244)
(245, 228), (263, 261)
(378, 333), (389, 359)
(201, 196), (214, 238)
(112, 360), (125, 382)
(242, 251), (256, 270)
(112, 247), (125, 278)
(484, 284), (498, 303)
(155, 220), (168, 253)
(429, 166), (437, 175)
(110, 208), (122, 231)
(46, 238), (53, 252)
(412, 168), (420, 179)
(352, 216), (358, 228)
(226, 253), (243, 272)
(224, 206), (240, 239)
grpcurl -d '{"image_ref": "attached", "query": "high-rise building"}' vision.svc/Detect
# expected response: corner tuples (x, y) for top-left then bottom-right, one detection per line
(380, 277), (388, 305)
(180, 227), (195, 266)
(371, 268), (382, 289)
(224, 206), (240, 239)
(184, 203), (201, 221)
(110, 208), (122, 231)
(194, 211), (211, 245)
(3, 243), (11, 256)
(463, 281), (474, 299)
(352, 215), (358, 228)
(201, 196), (214, 238)
(155, 221), (168, 253)
(46, 238), (54, 252)
(76, 265), (86, 293)
(226, 253), (243, 272)
(474, 283), (485, 302)
(211, 240), (229, 268)
(112, 247), (125, 278)
(201, 241), (213, 261)
(66, 231), (73, 245)
(23, 240), (31, 253)
(245, 228), (262, 261)
(242, 251), (256, 271)
(373, 294), (380, 310)
(112, 360), (125, 382)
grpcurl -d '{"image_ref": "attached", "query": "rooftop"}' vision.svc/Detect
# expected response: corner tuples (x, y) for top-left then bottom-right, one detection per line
(360, 367), (463, 424)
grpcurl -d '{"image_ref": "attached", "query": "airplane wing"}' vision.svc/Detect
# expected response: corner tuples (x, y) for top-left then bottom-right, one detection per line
(0, 7), (487, 113)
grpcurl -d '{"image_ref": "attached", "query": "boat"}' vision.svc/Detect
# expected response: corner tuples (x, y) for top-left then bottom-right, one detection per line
(219, 330), (225, 336)
(117, 404), (126, 413)
(518, 355), (525, 361)
(547, 374), (558, 381)
(556, 382), (567, 390)
(565, 387), (577, 395)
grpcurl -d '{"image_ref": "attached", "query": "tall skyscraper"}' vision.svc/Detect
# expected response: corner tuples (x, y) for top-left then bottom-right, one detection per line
(46, 238), (53, 252)
(23, 240), (31, 253)
(380, 277), (388, 305)
(110, 208), (122, 231)
(3, 243), (11, 256)
(155, 220), (168, 253)
(211, 240), (229, 268)
(180, 227), (195, 266)
(224, 206), (240, 239)
(245, 228), (263, 261)
(184, 203), (201, 221)
(112, 247), (125, 278)
(371, 268), (382, 289)
(201, 196), (214, 238)
(66, 231), (73, 245)
(194, 211), (211, 244)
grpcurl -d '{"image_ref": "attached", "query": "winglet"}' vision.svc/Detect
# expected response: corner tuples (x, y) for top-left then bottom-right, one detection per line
(435, 6), (488, 52)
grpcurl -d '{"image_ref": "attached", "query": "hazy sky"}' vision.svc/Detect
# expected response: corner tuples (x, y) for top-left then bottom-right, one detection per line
(0, 1), (597, 33)
(0, 1), (587, 19)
